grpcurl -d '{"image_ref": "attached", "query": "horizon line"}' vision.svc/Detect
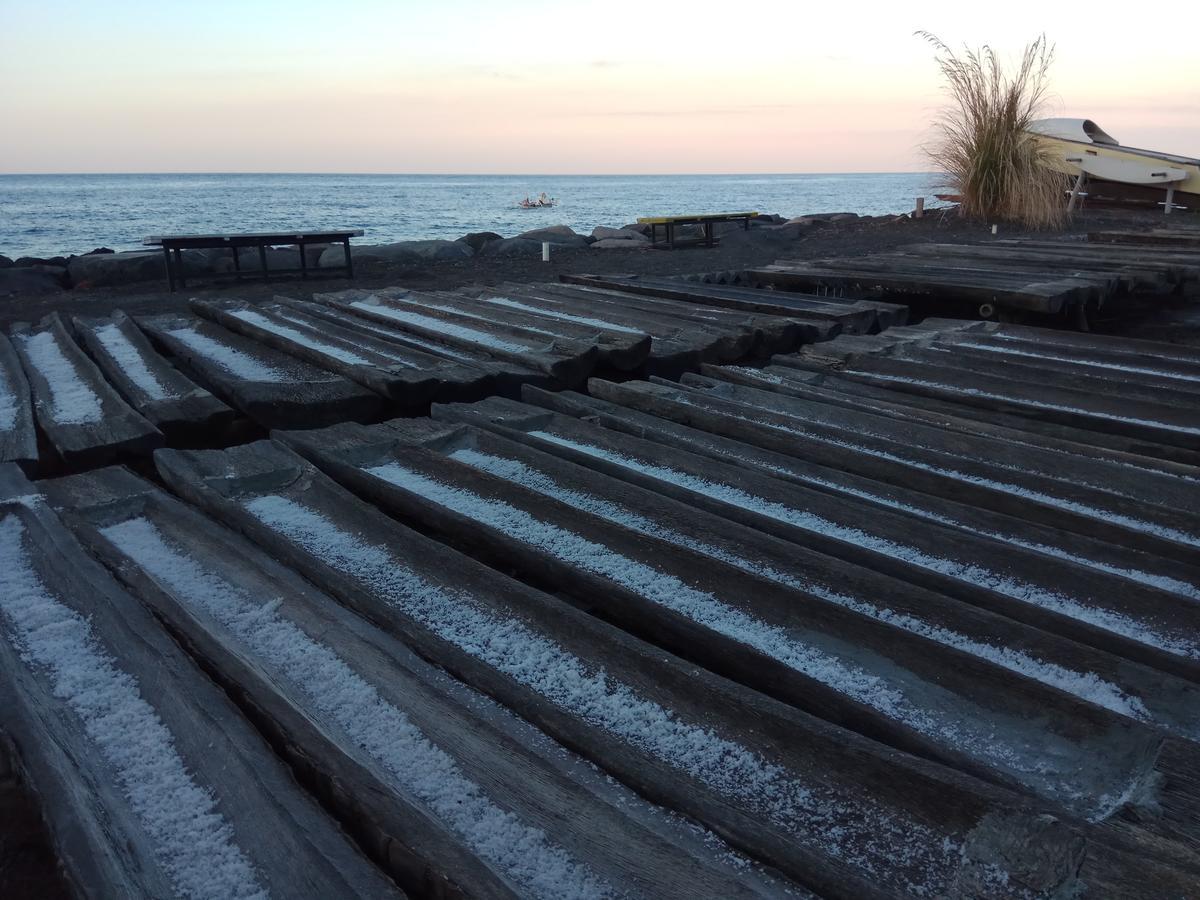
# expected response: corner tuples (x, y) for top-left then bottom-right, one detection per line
(0, 170), (937, 178)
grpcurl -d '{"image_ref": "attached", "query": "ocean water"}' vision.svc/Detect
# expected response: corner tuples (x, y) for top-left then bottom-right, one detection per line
(0, 172), (944, 259)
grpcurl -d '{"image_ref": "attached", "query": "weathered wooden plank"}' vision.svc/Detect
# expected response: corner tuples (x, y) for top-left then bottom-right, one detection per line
(942, 335), (1200, 394)
(1089, 230), (1200, 248)
(901, 244), (1191, 291)
(274, 417), (1200, 860)
(819, 352), (1200, 456)
(314, 288), (600, 387)
(555, 273), (889, 333)
(772, 255), (1118, 301)
(680, 367), (1200, 518)
(971, 321), (1200, 370)
(1000, 239), (1200, 271)
(818, 323), (1200, 405)
(71, 311), (236, 439)
(403, 289), (653, 372)
(137, 312), (385, 429)
(771, 354), (1200, 469)
(150, 440), (1189, 899)
(482, 387), (1200, 683)
(892, 341), (1200, 409)
(701, 362), (1200, 505)
(0, 333), (37, 472)
(796, 254), (1133, 295)
(44, 465), (788, 899)
(0, 464), (402, 900)
(747, 264), (1085, 314)
(9, 313), (163, 470)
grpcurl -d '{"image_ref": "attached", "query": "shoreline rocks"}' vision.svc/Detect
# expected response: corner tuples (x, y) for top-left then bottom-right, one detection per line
(318, 239), (474, 268)
(0, 211), (924, 292)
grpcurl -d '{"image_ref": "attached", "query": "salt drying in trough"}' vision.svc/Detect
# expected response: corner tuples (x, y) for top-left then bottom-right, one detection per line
(9, 313), (162, 470)
(72, 311), (236, 440)
(3, 225), (1200, 899)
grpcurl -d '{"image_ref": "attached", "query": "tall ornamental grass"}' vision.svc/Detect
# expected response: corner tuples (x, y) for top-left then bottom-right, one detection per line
(919, 33), (1069, 229)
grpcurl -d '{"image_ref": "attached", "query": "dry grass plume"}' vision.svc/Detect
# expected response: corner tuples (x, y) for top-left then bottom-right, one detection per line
(919, 33), (1069, 229)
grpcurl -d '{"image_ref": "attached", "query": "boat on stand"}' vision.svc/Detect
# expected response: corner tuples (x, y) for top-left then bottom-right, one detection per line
(1029, 118), (1200, 213)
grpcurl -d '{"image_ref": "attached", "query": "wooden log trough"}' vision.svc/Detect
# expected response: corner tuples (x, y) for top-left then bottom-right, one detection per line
(453, 387), (1200, 686)
(457, 282), (760, 375)
(313, 288), (601, 389)
(599, 374), (1200, 564)
(150, 439), (1199, 899)
(0, 333), (37, 472)
(42, 464), (785, 900)
(518, 280), (829, 357)
(71, 311), (236, 441)
(762, 323), (1200, 476)
(191, 297), (501, 410)
(273, 296), (562, 398)
(398, 289), (654, 372)
(0, 464), (401, 899)
(781, 323), (1200, 465)
(696, 363), (1200, 584)
(410, 399), (1200, 741)
(137, 312), (386, 429)
(8, 313), (162, 471)
(273, 415), (1200, 866)
(558, 272), (906, 334)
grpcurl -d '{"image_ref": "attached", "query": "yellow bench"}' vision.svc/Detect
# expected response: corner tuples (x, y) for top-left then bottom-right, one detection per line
(636, 212), (759, 249)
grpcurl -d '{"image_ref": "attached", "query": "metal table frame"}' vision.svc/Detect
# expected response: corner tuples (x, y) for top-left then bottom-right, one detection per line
(639, 213), (758, 249)
(143, 229), (364, 292)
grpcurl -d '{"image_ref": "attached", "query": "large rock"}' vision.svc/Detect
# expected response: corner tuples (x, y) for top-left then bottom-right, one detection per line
(590, 238), (652, 250)
(514, 225), (589, 247)
(15, 255), (68, 268)
(717, 223), (806, 248)
(0, 255), (12, 269)
(66, 250), (167, 287)
(713, 220), (757, 237)
(0, 265), (68, 297)
(789, 212), (859, 223)
(225, 247), (303, 271)
(478, 237), (548, 258)
(318, 239), (474, 268)
(457, 231), (503, 253)
(591, 225), (649, 243)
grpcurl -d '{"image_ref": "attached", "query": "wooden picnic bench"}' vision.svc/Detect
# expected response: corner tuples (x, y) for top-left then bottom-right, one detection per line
(637, 212), (758, 249)
(143, 229), (364, 292)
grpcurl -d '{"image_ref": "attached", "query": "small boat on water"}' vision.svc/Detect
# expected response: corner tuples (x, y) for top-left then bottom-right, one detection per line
(1029, 118), (1200, 211)
(519, 192), (557, 209)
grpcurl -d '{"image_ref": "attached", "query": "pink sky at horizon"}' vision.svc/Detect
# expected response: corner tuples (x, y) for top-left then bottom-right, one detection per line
(2, 1), (1196, 174)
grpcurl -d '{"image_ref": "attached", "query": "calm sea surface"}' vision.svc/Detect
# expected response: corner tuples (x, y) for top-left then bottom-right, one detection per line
(0, 173), (944, 258)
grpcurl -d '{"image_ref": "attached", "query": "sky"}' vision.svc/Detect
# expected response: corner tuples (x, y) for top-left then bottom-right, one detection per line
(2, 0), (1197, 174)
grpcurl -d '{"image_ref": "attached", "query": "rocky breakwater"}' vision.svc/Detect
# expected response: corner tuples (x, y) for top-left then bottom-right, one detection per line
(0, 211), (919, 298)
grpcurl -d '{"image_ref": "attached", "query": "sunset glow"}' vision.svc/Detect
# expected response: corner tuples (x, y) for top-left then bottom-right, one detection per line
(3, 0), (1196, 173)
